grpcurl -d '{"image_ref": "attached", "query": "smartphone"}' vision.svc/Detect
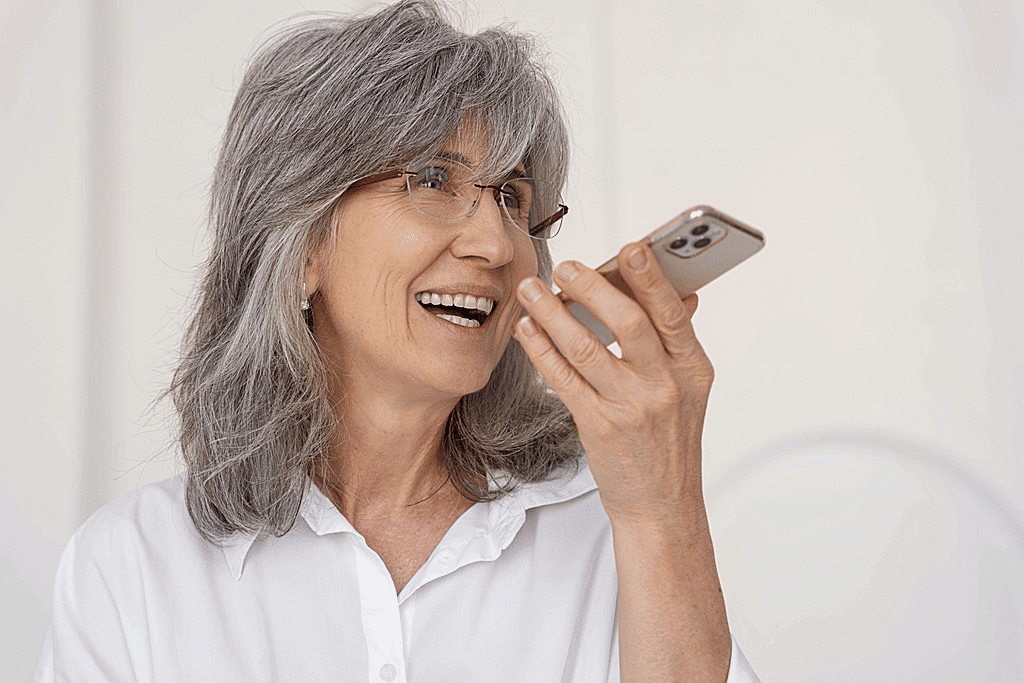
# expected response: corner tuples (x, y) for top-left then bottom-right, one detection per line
(558, 205), (765, 346)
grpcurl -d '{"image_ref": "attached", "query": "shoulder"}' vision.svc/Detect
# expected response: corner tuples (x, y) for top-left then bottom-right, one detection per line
(73, 473), (183, 541)
(508, 459), (613, 548)
(63, 473), (213, 578)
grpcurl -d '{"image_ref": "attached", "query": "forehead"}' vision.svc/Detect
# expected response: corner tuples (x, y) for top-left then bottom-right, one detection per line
(436, 118), (527, 177)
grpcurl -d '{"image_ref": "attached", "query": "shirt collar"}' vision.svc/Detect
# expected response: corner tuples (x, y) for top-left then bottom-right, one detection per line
(505, 461), (597, 511)
(220, 531), (260, 581)
(220, 460), (597, 581)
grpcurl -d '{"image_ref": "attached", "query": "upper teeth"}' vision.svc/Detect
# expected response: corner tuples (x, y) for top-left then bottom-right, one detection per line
(416, 292), (495, 315)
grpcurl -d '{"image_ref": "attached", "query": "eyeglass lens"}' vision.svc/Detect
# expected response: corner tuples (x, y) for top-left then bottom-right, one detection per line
(405, 159), (563, 239)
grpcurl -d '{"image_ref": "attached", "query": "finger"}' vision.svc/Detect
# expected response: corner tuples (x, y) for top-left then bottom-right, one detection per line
(516, 275), (626, 396)
(514, 314), (595, 415)
(681, 292), (699, 318)
(551, 260), (671, 370)
(614, 242), (702, 358)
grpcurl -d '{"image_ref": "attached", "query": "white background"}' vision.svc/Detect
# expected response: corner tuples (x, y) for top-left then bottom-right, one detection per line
(2, 0), (1022, 680)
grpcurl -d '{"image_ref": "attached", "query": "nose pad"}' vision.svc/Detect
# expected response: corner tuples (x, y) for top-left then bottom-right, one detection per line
(465, 185), (512, 226)
(463, 183), (488, 219)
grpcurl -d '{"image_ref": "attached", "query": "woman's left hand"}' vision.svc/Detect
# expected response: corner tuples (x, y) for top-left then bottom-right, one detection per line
(514, 242), (714, 526)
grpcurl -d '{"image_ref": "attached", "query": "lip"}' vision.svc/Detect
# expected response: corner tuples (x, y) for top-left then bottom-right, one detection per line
(412, 282), (506, 330)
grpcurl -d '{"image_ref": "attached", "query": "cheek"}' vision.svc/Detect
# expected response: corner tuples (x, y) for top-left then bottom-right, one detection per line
(397, 228), (432, 251)
(515, 239), (540, 279)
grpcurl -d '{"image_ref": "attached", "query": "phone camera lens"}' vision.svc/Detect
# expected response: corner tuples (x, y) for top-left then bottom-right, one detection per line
(694, 237), (711, 248)
(670, 237), (688, 250)
(690, 224), (709, 236)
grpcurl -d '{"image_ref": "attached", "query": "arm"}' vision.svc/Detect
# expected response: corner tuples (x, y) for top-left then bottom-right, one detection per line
(515, 243), (742, 682)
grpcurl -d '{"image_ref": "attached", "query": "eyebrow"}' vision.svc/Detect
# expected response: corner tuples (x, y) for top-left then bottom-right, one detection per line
(433, 150), (527, 182)
(434, 150), (473, 167)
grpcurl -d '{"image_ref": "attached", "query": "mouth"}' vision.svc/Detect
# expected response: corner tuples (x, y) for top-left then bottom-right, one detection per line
(415, 291), (496, 328)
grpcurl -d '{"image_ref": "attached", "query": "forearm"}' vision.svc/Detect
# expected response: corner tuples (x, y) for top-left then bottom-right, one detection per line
(611, 501), (732, 683)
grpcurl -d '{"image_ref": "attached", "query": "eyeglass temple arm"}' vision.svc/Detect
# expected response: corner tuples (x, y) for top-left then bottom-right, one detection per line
(347, 169), (411, 191)
(531, 204), (569, 235)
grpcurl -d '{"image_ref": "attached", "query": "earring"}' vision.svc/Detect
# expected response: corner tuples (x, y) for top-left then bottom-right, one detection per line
(301, 282), (311, 311)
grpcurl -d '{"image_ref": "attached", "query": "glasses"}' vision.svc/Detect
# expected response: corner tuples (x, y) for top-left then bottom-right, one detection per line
(347, 157), (568, 240)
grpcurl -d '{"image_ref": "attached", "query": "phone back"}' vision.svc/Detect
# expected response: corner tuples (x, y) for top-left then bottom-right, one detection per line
(564, 205), (765, 346)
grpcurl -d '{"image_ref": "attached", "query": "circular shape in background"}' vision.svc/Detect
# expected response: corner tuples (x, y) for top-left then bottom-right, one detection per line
(708, 432), (1024, 682)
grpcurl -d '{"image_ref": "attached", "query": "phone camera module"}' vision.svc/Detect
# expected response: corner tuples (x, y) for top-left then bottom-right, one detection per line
(665, 221), (727, 259)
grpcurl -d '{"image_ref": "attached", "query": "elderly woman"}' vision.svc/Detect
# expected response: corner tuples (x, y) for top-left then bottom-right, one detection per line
(36, 1), (760, 682)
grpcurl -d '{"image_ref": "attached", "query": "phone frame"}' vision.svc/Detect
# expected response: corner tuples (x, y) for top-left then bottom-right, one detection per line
(556, 205), (765, 346)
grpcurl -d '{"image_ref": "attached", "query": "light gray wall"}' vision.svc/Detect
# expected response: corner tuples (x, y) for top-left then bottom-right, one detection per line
(2, 0), (1022, 680)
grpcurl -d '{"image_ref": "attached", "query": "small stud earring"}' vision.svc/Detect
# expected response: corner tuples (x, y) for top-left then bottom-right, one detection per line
(301, 282), (311, 311)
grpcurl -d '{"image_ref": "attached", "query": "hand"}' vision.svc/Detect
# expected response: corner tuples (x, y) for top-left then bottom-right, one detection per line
(514, 242), (714, 526)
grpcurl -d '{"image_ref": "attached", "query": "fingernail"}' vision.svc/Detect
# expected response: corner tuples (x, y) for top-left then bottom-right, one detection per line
(627, 247), (648, 272)
(555, 260), (580, 283)
(518, 315), (538, 336)
(519, 278), (543, 302)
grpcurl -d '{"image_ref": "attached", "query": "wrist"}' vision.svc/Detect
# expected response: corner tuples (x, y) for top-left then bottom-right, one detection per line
(605, 495), (712, 549)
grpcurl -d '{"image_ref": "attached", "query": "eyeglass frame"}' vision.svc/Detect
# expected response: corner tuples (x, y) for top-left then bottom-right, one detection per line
(345, 168), (568, 240)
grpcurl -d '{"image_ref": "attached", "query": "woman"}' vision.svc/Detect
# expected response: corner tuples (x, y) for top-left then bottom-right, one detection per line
(36, 1), (760, 681)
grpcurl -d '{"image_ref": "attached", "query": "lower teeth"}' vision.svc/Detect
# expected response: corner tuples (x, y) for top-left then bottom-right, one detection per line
(437, 313), (480, 328)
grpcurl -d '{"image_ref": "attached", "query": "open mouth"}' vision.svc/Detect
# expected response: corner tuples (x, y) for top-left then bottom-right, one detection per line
(416, 291), (495, 328)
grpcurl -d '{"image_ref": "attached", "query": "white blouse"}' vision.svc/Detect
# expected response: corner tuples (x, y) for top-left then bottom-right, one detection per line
(35, 464), (760, 682)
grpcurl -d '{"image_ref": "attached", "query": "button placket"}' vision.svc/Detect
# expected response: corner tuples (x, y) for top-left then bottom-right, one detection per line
(349, 535), (407, 683)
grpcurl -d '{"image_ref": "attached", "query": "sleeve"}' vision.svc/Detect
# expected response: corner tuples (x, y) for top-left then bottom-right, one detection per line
(726, 635), (761, 683)
(33, 516), (152, 683)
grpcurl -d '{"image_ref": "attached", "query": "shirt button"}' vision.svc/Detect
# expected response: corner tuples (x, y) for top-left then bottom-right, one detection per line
(379, 663), (398, 681)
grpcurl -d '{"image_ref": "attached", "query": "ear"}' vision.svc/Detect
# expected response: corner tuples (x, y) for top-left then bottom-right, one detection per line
(304, 254), (322, 298)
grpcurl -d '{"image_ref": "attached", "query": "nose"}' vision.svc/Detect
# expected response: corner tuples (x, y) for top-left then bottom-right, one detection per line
(449, 189), (516, 267)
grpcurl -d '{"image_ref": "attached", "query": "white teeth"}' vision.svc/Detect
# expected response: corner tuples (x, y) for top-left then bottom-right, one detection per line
(437, 314), (481, 328)
(416, 291), (496, 316)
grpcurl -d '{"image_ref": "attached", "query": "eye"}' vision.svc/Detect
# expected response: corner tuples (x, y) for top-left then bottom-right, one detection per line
(496, 187), (522, 210)
(498, 180), (533, 218)
(414, 165), (451, 192)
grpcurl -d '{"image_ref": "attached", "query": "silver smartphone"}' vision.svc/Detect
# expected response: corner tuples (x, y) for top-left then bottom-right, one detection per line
(557, 205), (765, 346)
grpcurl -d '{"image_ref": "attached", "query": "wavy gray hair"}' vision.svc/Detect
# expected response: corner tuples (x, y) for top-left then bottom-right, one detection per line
(170, 0), (581, 544)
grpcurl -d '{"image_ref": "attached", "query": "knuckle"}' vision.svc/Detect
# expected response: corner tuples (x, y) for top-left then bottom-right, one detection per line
(641, 382), (684, 415)
(566, 333), (606, 369)
(563, 265), (613, 305)
(659, 302), (692, 334)
(548, 362), (578, 390)
(616, 308), (650, 340)
(698, 358), (715, 387)
(590, 414), (621, 442)
(535, 344), (576, 388)
(575, 268), (608, 297)
(677, 356), (715, 390)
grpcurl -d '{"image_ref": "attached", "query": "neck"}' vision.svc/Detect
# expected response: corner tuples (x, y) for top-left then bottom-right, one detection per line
(317, 367), (465, 524)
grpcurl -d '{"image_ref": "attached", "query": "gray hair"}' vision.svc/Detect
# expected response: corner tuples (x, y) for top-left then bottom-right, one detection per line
(170, 0), (581, 544)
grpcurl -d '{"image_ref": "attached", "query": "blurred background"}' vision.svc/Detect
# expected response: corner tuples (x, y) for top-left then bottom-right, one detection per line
(2, 0), (1022, 680)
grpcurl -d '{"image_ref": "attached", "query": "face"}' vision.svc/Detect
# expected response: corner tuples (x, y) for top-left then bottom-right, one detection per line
(307, 126), (539, 407)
